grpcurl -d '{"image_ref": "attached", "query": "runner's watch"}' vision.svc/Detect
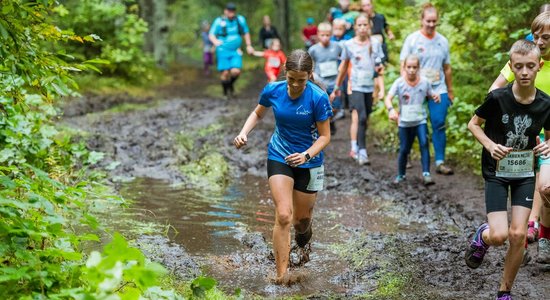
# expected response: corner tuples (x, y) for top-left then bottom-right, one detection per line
(301, 151), (311, 162)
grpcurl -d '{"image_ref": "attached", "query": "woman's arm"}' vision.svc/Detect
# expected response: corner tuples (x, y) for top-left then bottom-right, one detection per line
(234, 105), (268, 149)
(285, 119), (331, 166)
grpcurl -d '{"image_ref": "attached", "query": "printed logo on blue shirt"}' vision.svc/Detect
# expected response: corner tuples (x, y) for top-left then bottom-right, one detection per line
(296, 105), (312, 115)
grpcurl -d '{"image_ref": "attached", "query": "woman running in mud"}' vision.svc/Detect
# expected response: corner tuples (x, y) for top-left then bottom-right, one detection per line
(233, 49), (333, 285)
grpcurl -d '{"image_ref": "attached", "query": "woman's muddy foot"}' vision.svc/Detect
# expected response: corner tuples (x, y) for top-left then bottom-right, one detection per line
(273, 271), (305, 286)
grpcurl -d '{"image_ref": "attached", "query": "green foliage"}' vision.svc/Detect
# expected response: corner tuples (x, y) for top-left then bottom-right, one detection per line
(56, 0), (155, 82)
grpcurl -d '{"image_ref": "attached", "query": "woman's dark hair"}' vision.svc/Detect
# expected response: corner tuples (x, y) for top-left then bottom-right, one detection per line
(285, 49), (326, 90)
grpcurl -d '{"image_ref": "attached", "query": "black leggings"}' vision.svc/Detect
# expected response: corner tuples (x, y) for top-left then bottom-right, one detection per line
(349, 91), (373, 149)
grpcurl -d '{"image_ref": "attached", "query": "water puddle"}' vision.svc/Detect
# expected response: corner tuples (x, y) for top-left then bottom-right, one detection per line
(120, 175), (419, 296)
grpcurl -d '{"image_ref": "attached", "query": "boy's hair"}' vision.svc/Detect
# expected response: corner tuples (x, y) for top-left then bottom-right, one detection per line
(332, 18), (346, 28)
(404, 54), (420, 66)
(318, 22), (332, 32)
(531, 11), (550, 33)
(509, 39), (541, 61)
(354, 13), (370, 25)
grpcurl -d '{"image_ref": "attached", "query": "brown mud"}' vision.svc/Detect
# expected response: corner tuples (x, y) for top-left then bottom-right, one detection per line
(63, 67), (550, 299)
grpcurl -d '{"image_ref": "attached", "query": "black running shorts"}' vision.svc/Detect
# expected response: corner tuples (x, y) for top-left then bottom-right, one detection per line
(267, 159), (324, 194)
(484, 176), (535, 213)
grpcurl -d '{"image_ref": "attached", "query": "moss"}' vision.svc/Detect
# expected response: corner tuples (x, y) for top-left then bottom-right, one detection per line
(180, 152), (229, 191)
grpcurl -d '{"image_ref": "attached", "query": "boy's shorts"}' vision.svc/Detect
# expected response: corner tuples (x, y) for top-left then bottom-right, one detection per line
(484, 176), (534, 213)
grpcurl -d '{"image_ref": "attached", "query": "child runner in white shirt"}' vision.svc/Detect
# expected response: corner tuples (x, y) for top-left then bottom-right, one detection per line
(385, 54), (439, 185)
(330, 13), (384, 165)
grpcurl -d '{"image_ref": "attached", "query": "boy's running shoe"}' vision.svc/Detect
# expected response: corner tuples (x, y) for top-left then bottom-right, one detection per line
(465, 223), (490, 269)
(527, 221), (538, 243)
(495, 292), (512, 300)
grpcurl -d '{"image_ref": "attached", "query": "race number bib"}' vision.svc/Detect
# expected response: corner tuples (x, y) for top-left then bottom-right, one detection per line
(420, 68), (441, 84)
(400, 104), (425, 123)
(268, 56), (281, 68)
(496, 150), (535, 178)
(319, 61), (338, 78)
(356, 69), (374, 87)
(307, 165), (325, 191)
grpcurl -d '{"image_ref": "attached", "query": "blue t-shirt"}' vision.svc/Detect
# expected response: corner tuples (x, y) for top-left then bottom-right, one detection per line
(209, 15), (250, 53)
(259, 81), (333, 168)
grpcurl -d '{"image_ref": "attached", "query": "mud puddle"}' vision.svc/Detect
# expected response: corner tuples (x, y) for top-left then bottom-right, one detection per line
(119, 173), (420, 297)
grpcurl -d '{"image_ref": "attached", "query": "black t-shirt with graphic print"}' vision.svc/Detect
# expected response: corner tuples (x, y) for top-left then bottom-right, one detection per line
(475, 85), (550, 179)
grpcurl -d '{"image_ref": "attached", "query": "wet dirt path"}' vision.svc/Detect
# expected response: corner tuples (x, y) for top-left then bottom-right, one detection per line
(63, 67), (550, 299)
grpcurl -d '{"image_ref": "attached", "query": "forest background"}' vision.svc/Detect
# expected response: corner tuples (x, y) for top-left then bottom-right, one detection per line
(0, 0), (547, 298)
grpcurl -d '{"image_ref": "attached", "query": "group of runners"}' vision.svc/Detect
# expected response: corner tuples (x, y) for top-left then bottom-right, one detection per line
(213, 1), (550, 298)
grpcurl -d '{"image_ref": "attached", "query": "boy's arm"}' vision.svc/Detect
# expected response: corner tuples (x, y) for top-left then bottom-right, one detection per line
(468, 114), (512, 160)
(252, 50), (265, 57)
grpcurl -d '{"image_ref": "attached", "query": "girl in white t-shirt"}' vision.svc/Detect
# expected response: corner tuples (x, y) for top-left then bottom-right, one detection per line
(385, 54), (439, 185)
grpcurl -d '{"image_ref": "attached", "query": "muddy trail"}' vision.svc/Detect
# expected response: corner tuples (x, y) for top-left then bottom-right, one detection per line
(63, 67), (550, 299)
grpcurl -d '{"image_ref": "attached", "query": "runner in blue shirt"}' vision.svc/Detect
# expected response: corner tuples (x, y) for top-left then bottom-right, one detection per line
(234, 49), (332, 285)
(209, 2), (254, 99)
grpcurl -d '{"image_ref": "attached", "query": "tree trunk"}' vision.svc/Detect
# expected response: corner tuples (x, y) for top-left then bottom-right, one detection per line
(274, 0), (290, 50)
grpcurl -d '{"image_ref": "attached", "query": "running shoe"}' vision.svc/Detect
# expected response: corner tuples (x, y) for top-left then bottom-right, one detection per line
(495, 292), (512, 300)
(465, 223), (490, 269)
(536, 238), (550, 264)
(334, 110), (345, 120)
(393, 175), (406, 184)
(422, 173), (435, 186)
(436, 163), (454, 175)
(349, 150), (358, 161)
(358, 154), (370, 166)
(527, 221), (538, 243)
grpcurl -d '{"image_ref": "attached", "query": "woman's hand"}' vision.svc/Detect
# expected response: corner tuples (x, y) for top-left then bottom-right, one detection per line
(234, 134), (248, 149)
(285, 153), (307, 167)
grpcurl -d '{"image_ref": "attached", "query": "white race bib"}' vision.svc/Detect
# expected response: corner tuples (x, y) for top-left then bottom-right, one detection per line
(268, 56), (281, 68)
(496, 150), (535, 178)
(420, 68), (441, 84)
(356, 69), (374, 87)
(400, 104), (425, 123)
(318, 61), (338, 78)
(307, 165), (324, 191)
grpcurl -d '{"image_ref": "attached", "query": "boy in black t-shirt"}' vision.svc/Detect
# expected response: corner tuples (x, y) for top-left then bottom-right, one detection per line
(466, 40), (550, 300)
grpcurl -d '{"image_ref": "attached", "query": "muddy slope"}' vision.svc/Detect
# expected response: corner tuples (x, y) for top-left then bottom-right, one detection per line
(63, 67), (550, 299)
